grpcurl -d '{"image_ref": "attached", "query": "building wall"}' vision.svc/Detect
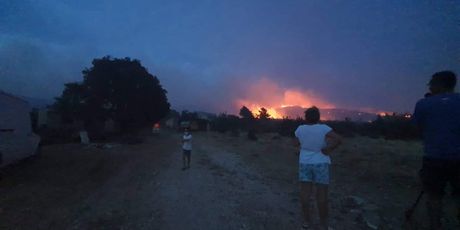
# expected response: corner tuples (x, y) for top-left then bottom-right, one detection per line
(0, 93), (32, 135)
(0, 134), (40, 167)
(0, 92), (40, 167)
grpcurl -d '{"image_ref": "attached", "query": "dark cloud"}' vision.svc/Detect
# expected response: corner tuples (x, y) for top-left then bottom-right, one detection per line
(0, 0), (459, 113)
(0, 37), (88, 99)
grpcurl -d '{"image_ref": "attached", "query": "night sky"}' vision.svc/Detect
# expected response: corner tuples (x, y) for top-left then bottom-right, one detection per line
(1, 0), (459, 114)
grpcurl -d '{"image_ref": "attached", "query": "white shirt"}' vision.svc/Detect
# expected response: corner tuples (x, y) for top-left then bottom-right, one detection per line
(295, 124), (332, 164)
(182, 133), (192, 150)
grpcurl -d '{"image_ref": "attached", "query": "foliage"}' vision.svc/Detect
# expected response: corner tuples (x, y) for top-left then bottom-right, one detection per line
(277, 118), (303, 137)
(210, 107), (419, 140)
(257, 107), (271, 120)
(211, 113), (240, 133)
(180, 110), (198, 122)
(276, 114), (419, 140)
(239, 106), (256, 133)
(54, 82), (87, 123)
(54, 56), (170, 132)
(239, 106), (255, 120)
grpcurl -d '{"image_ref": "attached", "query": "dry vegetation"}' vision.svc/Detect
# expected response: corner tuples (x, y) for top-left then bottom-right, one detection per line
(225, 133), (458, 229)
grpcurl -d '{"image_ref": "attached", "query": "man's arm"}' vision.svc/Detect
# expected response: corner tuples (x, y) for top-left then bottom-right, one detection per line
(412, 100), (424, 133)
(322, 131), (342, 155)
(410, 100), (427, 140)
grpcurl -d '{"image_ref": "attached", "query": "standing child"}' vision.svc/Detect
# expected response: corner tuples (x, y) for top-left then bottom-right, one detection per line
(295, 106), (342, 230)
(182, 128), (192, 170)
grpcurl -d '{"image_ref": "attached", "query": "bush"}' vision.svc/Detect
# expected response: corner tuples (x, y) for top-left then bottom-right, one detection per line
(211, 114), (241, 133)
(277, 118), (302, 137)
(325, 115), (419, 140)
(277, 115), (419, 140)
(209, 112), (419, 141)
(37, 127), (80, 145)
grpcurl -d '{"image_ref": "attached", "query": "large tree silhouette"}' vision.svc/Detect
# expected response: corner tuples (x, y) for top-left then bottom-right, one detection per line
(54, 82), (87, 123)
(257, 107), (271, 120)
(239, 106), (255, 120)
(55, 56), (170, 131)
(239, 106), (258, 140)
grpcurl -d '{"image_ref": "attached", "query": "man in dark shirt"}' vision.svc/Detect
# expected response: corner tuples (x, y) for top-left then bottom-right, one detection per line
(413, 71), (460, 230)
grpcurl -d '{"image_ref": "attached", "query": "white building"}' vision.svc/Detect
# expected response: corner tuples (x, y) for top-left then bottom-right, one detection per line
(0, 91), (40, 167)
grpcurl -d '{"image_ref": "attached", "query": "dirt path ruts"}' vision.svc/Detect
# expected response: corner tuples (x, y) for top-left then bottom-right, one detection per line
(0, 132), (300, 230)
(153, 133), (299, 230)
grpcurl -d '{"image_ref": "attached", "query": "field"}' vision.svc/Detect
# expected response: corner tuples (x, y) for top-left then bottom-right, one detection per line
(0, 131), (458, 229)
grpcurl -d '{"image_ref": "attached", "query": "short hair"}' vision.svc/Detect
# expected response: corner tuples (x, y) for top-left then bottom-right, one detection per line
(429, 71), (457, 90)
(304, 106), (320, 123)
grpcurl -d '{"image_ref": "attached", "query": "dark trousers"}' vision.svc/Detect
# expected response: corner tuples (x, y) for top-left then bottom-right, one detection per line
(420, 157), (460, 228)
(420, 157), (460, 198)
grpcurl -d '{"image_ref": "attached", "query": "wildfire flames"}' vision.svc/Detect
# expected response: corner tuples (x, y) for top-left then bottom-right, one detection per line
(235, 78), (335, 119)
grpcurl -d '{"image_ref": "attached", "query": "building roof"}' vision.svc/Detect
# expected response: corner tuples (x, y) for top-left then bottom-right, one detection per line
(0, 90), (29, 105)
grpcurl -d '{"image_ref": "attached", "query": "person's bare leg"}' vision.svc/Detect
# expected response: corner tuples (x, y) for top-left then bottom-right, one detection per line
(316, 184), (329, 230)
(300, 182), (313, 227)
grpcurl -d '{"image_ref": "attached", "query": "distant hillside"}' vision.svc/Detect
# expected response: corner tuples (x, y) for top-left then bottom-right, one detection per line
(278, 106), (378, 122)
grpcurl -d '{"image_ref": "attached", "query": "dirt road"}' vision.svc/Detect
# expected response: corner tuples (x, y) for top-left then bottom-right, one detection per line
(154, 133), (299, 230)
(2, 131), (459, 229)
(0, 132), (299, 230)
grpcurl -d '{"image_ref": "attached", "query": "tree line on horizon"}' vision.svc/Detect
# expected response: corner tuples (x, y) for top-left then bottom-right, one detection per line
(44, 55), (417, 142)
(211, 106), (418, 140)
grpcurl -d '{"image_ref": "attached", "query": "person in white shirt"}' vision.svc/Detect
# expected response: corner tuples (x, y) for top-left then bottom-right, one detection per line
(294, 106), (342, 230)
(182, 128), (192, 170)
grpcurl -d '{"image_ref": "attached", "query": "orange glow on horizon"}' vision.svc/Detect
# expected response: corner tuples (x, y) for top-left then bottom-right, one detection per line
(234, 78), (336, 119)
(233, 78), (391, 119)
(237, 101), (285, 119)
